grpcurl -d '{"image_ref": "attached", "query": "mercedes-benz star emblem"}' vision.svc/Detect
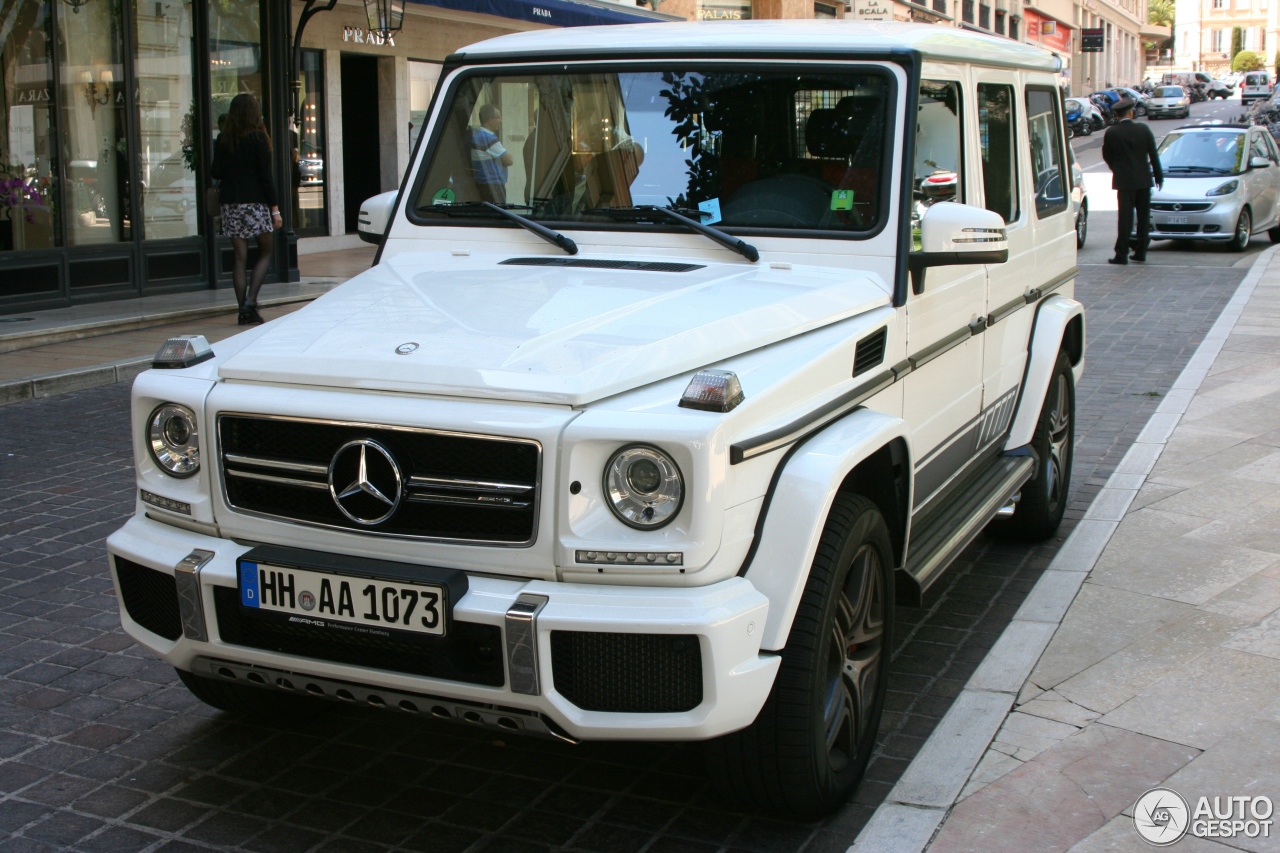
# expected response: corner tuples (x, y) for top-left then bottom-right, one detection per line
(396, 342), (419, 355)
(328, 439), (402, 525)
(1172, 203), (1182, 211)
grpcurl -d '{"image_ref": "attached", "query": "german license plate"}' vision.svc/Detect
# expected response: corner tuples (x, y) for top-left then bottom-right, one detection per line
(1161, 216), (1189, 225)
(238, 560), (447, 637)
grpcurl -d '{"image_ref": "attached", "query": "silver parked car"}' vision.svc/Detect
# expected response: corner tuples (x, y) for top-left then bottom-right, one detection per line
(1149, 124), (1280, 250)
(1147, 85), (1191, 119)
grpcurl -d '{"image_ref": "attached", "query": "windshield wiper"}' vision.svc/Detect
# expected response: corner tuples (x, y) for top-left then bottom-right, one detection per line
(417, 201), (577, 255)
(1166, 165), (1232, 174)
(585, 205), (759, 263)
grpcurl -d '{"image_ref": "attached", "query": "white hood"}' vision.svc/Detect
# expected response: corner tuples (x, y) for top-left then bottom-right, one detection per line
(218, 252), (891, 406)
(1153, 175), (1239, 199)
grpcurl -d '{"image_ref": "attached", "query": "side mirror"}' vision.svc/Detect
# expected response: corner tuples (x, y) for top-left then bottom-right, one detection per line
(357, 190), (398, 246)
(1251, 156), (1273, 169)
(909, 202), (1010, 295)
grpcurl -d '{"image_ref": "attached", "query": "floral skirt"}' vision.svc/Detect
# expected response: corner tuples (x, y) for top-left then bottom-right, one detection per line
(220, 203), (273, 238)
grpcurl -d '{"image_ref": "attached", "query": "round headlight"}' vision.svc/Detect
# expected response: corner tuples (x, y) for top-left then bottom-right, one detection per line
(147, 404), (199, 478)
(604, 445), (683, 530)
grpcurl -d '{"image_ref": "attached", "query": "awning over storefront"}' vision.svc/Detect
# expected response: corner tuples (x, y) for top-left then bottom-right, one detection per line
(406, 0), (679, 28)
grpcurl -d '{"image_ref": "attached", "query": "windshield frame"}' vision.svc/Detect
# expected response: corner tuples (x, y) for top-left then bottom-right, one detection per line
(403, 59), (902, 242)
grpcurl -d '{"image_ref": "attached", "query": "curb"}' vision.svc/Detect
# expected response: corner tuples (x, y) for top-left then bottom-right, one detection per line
(848, 243), (1280, 853)
(0, 284), (337, 355)
(0, 356), (153, 406)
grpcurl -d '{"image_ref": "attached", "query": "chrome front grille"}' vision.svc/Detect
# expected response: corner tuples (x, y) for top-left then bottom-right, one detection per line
(218, 414), (541, 545)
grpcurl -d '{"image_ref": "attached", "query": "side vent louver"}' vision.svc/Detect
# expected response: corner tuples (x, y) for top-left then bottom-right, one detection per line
(500, 257), (704, 273)
(854, 328), (887, 377)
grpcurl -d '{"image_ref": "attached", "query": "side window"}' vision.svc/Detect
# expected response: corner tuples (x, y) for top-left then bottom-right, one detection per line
(1265, 133), (1280, 163)
(978, 83), (1018, 224)
(1251, 132), (1271, 164)
(1025, 87), (1068, 218)
(913, 80), (963, 220)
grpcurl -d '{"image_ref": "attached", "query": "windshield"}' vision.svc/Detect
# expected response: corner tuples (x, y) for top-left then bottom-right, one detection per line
(1156, 87), (1183, 98)
(412, 65), (893, 234)
(1157, 131), (1246, 174)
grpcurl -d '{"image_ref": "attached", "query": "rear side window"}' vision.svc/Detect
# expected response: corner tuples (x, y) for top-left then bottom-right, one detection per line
(978, 83), (1018, 224)
(1025, 87), (1068, 219)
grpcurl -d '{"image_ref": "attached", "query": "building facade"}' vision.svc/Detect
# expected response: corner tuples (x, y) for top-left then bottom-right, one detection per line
(0, 0), (673, 315)
(1174, 0), (1272, 76)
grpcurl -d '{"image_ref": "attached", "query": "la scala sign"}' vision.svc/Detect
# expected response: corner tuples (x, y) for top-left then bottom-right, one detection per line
(852, 0), (892, 20)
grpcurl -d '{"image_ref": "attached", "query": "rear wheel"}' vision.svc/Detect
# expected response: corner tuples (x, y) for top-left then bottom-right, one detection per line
(1269, 224), (1280, 243)
(1075, 202), (1088, 249)
(177, 669), (328, 718)
(992, 351), (1074, 541)
(707, 494), (893, 818)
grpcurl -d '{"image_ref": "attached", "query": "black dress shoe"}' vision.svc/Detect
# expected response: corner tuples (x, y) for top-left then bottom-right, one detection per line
(1130, 254), (1146, 262)
(1108, 257), (1128, 265)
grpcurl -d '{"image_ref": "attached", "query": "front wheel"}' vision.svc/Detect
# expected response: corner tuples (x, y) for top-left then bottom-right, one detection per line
(992, 351), (1074, 540)
(1231, 208), (1252, 251)
(707, 494), (893, 818)
(1076, 202), (1088, 249)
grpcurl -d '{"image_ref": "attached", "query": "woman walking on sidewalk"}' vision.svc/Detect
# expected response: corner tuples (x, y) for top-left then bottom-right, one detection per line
(211, 94), (281, 325)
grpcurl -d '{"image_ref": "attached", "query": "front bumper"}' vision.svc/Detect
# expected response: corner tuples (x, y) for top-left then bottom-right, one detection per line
(106, 515), (779, 741)
(1146, 105), (1189, 117)
(1145, 198), (1240, 241)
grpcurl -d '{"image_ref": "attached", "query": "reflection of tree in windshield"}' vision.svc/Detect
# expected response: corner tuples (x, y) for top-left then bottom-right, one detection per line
(659, 72), (719, 210)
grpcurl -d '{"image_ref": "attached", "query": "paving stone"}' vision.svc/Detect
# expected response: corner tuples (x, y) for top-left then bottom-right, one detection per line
(1099, 648), (1280, 750)
(1066, 814), (1240, 852)
(929, 724), (1199, 853)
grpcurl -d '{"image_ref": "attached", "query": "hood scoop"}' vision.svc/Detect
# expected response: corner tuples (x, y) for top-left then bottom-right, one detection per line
(500, 257), (705, 273)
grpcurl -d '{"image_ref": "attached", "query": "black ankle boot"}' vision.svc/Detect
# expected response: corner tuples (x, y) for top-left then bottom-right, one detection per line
(245, 304), (264, 325)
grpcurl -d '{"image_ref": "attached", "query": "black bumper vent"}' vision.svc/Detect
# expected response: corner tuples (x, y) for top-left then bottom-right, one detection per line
(550, 631), (703, 713)
(114, 557), (182, 641)
(212, 587), (504, 687)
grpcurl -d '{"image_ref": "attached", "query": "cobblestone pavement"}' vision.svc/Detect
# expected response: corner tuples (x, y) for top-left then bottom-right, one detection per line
(0, 259), (1247, 852)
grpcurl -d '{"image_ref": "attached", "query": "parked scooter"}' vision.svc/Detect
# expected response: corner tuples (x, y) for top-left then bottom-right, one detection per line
(1066, 100), (1092, 137)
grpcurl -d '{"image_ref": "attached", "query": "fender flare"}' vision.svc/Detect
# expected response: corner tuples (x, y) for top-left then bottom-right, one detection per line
(742, 408), (911, 651)
(1004, 294), (1085, 450)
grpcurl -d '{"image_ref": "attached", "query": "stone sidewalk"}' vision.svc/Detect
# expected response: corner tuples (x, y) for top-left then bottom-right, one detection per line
(915, 247), (1280, 851)
(0, 247), (374, 404)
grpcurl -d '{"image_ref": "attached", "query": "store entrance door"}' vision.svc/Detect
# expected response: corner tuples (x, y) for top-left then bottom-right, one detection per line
(340, 55), (382, 233)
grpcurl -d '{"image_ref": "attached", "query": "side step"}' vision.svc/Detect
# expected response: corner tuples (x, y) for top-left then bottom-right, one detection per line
(900, 454), (1035, 604)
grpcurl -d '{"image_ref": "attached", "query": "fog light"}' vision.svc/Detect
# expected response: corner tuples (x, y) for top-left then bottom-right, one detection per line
(576, 550), (683, 566)
(1204, 225), (1221, 233)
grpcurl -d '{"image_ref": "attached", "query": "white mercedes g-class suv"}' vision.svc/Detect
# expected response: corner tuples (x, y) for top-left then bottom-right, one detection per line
(107, 22), (1082, 816)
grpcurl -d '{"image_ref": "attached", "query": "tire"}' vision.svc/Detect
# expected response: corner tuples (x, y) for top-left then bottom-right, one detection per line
(177, 668), (329, 718)
(1079, 122), (1092, 136)
(1231, 208), (1252, 252)
(993, 351), (1074, 541)
(1075, 202), (1088, 249)
(1269, 224), (1280, 243)
(707, 494), (893, 818)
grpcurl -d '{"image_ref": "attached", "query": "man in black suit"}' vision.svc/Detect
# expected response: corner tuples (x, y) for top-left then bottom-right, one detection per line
(1102, 98), (1163, 264)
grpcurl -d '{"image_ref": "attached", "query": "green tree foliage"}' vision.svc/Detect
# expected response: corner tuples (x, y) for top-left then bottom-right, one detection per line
(1233, 49), (1264, 72)
(1148, 0), (1173, 27)
(1232, 26), (1244, 60)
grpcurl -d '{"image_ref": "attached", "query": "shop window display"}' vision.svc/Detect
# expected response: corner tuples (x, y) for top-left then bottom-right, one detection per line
(1, 0), (59, 252)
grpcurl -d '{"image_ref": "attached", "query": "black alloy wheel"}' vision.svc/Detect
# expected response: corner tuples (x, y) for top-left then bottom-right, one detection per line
(992, 351), (1074, 540)
(707, 494), (893, 817)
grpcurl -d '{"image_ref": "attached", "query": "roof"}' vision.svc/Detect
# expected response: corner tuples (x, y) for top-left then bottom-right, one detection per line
(451, 20), (1064, 72)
